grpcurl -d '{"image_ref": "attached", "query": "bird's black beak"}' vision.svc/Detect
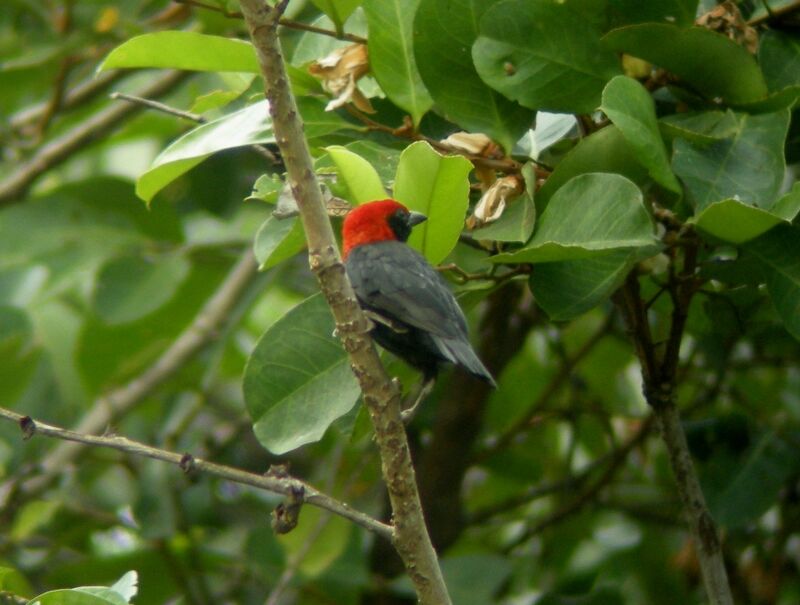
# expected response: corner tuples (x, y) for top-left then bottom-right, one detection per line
(407, 211), (427, 227)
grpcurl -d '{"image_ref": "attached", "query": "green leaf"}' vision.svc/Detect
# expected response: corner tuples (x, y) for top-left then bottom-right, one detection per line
(708, 432), (800, 528)
(607, 0), (699, 27)
(394, 141), (473, 264)
(473, 0), (621, 114)
(93, 252), (191, 324)
(363, 0), (433, 126)
(253, 215), (306, 270)
(136, 101), (274, 204)
(493, 173), (658, 264)
(532, 249), (642, 321)
(759, 30), (800, 92)
(0, 306), (39, 403)
(99, 32), (258, 72)
(441, 554), (512, 605)
(29, 590), (122, 605)
(690, 185), (800, 244)
(310, 0), (362, 31)
(296, 96), (364, 140)
(537, 126), (649, 214)
(243, 294), (361, 454)
(325, 145), (388, 203)
(671, 110), (790, 211)
(602, 24), (768, 104)
(601, 76), (680, 193)
(745, 224), (800, 340)
(413, 0), (534, 151)
(278, 507), (351, 577)
(659, 110), (741, 145)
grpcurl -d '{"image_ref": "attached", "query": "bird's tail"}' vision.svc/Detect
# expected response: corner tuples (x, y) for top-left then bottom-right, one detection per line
(435, 336), (497, 388)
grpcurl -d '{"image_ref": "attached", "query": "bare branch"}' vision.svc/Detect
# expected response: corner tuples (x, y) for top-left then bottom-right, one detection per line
(0, 407), (391, 540)
(110, 91), (206, 123)
(237, 1), (451, 603)
(22, 249), (259, 495)
(0, 70), (188, 205)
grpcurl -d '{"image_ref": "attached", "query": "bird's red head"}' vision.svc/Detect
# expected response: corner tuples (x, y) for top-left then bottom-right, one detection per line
(342, 199), (427, 258)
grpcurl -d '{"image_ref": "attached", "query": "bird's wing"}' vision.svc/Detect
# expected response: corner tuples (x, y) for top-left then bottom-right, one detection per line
(345, 241), (468, 340)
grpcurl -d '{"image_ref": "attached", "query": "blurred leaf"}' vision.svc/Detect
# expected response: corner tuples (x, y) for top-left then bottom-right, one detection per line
(413, 0), (534, 151)
(603, 24), (768, 104)
(473, 0), (621, 114)
(99, 31), (258, 72)
(325, 145), (388, 203)
(745, 224), (800, 340)
(253, 215), (306, 270)
(243, 294), (361, 454)
(441, 554), (512, 605)
(0, 566), (33, 596)
(11, 500), (60, 541)
(706, 432), (799, 528)
(310, 0), (362, 31)
(278, 507), (351, 577)
(537, 585), (625, 605)
(537, 125), (649, 213)
(672, 110), (790, 211)
(690, 185), (800, 244)
(394, 141), (472, 263)
(29, 590), (124, 605)
(493, 173), (658, 264)
(601, 76), (680, 193)
(0, 306), (39, 403)
(532, 249), (642, 321)
(759, 30), (800, 92)
(363, 0), (432, 126)
(93, 252), (191, 324)
(190, 73), (256, 114)
(136, 101), (274, 204)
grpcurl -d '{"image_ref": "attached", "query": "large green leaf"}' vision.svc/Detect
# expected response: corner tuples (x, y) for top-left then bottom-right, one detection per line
(607, 0), (699, 27)
(243, 294), (361, 455)
(690, 185), (800, 244)
(745, 224), (800, 340)
(253, 215), (306, 270)
(493, 173), (658, 264)
(603, 24), (768, 104)
(537, 126), (649, 213)
(413, 0), (534, 151)
(99, 32), (258, 72)
(473, 0), (621, 114)
(394, 141), (472, 264)
(672, 110), (790, 211)
(601, 76), (680, 193)
(136, 101), (274, 204)
(531, 249), (642, 321)
(659, 110), (741, 145)
(759, 30), (800, 92)
(325, 145), (388, 203)
(363, 0), (432, 125)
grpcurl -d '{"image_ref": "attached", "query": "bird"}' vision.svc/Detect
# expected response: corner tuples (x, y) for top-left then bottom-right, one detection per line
(342, 199), (496, 392)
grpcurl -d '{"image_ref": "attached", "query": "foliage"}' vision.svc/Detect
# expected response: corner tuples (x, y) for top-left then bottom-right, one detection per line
(2, 0), (800, 604)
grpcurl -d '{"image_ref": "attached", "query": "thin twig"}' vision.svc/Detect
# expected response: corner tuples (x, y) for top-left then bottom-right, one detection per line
(238, 1), (452, 603)
(21, 249), (259, 495)
(110, 91), (206, 123)
(0, 407), (391, 540)
(0, 70), (188, 205)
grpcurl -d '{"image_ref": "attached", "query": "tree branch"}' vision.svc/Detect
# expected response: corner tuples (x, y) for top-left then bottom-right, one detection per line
(0, 407), (391, 540)
(21, 249), (259, 495)
(237, 2), (451, 603)
(615, 238), (734, 605)
(0, 69), (188, 205)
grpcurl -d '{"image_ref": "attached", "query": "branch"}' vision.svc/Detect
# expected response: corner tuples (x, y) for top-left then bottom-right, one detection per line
(615, 238), (734, 605)
(110, 91), (206, 123)
(237, 2), (451, 603)
(0, 408), (391, 540)
(22, 249), (259, 495)
(0, 70), (188, 205)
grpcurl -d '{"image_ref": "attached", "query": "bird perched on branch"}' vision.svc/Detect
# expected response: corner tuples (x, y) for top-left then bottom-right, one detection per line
(342, 199), (496, 393)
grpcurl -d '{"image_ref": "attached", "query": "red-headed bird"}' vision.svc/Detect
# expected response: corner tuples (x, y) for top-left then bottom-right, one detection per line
(342, 199), (496, 387)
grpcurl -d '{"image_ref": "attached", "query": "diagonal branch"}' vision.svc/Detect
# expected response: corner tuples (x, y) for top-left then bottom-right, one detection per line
(0, 407), (391, 540)
(237, 1), (451, 603)
(0, 69), (188, 205)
